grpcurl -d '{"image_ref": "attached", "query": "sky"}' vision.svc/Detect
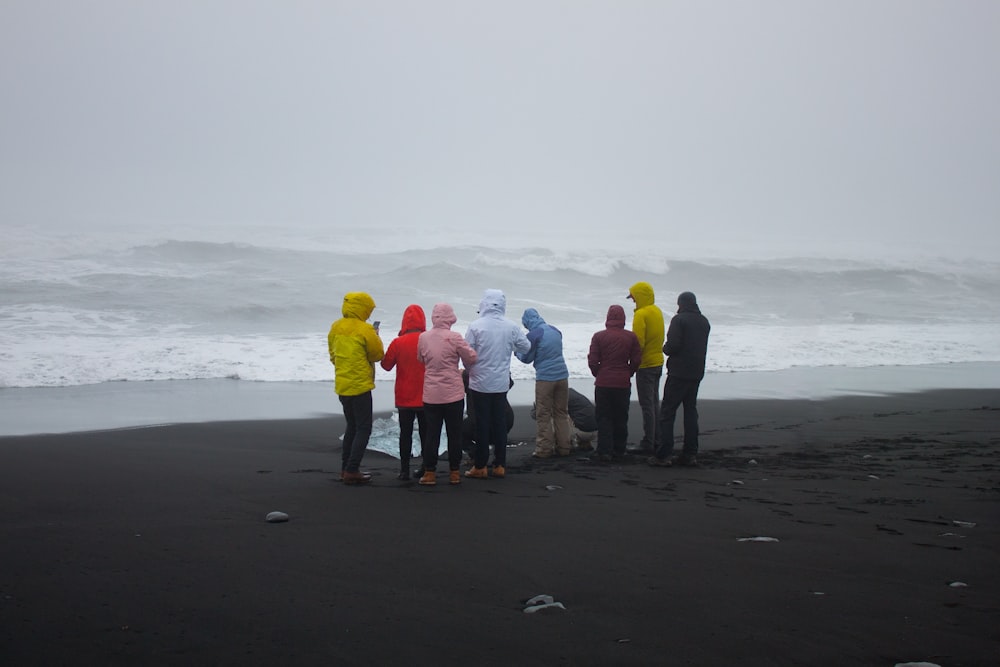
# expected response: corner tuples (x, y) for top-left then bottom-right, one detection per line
(1, 1), (998, 260)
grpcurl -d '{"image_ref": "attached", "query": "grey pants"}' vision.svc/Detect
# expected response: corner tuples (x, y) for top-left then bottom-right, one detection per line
(635, 366), (662, 449)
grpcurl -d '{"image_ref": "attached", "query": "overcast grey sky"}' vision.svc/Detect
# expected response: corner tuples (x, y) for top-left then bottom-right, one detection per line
(1, 1), (998, 259)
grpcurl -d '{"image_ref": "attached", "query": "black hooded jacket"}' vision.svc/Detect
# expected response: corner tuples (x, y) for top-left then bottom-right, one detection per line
(663, 299), (711, 381)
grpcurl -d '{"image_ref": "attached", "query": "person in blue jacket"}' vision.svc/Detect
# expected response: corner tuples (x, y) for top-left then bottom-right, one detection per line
(464, 289), (531, 478)
(516, 307), (571, 458)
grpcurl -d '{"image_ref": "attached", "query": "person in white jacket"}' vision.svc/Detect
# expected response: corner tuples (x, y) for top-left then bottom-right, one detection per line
(464, 289), (530, 478)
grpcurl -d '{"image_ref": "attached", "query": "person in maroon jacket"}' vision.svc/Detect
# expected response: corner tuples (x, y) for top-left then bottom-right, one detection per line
(587, 304), (643, 463)
(380, 304), (427, 480)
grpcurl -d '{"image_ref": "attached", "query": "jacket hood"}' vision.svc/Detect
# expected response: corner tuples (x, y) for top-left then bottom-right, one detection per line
(399, 304), (426, 335)
(521, 307), (545, 330)
(478, 289), (507, 317)
(431, 303), (458, 329)
(342, 292), (376, 320)
(677, 291), (701, 314)
(605, 304), (627, 329)
(628, 282), (656, 309)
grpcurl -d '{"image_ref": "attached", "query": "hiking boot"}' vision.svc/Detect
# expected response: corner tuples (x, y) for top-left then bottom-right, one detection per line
(647, 456), (673, 467)
(589, 453), (612, 463)
(397, 467), (411, 481)
(492, 465), (506, 478)
(465, 466), (488, 479)
(449, 470), (461, 485)
(676, 455), (699, 467)
(531, 450), (553, 459)
(418, 470), (437, 486)
(342, 471), (372, 485)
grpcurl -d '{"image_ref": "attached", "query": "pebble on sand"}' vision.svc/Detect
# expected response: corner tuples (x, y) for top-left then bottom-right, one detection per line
(737, 536), (780, 543)
(265, 511), (289, 523)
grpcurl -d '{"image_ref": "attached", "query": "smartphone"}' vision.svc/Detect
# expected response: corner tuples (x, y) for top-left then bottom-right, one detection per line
(373, 320), (381, 331)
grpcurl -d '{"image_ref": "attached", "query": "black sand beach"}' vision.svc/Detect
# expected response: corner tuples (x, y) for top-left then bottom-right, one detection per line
(2, 390), (998, 666)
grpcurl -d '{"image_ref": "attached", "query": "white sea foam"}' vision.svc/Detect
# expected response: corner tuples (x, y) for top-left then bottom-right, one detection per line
(2, 225), (999, 389)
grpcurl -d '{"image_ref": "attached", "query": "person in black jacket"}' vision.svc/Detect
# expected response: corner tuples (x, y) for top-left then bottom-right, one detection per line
(649, 292), (711, 467)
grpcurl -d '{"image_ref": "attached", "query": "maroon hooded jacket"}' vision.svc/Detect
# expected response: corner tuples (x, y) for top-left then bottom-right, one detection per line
(587, 304), (642, 389)
(380, 304), (427, 409)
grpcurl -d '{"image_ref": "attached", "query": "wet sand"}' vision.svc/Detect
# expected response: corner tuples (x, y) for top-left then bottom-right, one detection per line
(1, 390), (998, 665)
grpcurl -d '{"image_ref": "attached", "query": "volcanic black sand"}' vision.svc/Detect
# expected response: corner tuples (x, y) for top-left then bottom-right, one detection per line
(1, 390), (998, 665)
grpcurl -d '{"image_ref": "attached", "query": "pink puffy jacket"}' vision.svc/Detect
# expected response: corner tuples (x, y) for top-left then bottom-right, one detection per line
(417, 303), (478, 404)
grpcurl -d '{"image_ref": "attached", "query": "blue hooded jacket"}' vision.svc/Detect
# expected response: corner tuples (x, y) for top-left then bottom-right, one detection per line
(516, 308), (569, 382)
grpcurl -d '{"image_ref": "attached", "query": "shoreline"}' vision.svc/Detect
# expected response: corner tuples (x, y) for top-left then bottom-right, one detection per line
(1, 360), (999, 437)
(1, 389), (997, 665)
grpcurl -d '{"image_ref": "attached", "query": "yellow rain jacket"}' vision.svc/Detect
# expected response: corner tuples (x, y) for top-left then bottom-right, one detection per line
(628, 281), (665, 370)
(327, 292), (385, 396)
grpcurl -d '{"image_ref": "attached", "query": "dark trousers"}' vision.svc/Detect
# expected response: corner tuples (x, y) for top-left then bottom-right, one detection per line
(422, 400), (465, 471)
(397, 406), (427, 468)
(339, 391), (373, 473)
(635, 366), (662, 450)
(594, 385), (631, 456)
(655, 377), (701, 459)
(469, 390), (510, 468)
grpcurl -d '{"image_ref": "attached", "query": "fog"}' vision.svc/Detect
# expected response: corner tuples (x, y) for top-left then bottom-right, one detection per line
(1, 1), (998, 260)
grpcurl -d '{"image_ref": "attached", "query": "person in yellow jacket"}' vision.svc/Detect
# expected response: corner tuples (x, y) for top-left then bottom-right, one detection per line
(627, 281), (665, 455)
(328, 292), (385, 485)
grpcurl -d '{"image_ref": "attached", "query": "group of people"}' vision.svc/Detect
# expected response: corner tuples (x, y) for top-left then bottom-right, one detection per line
(326, 284), (710, 486)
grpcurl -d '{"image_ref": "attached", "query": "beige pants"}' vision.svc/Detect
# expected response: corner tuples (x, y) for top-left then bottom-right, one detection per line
(534, 379), (571, 455)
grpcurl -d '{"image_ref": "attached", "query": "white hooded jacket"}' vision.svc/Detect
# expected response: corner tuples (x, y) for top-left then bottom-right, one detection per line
(464, 289), (530, 393)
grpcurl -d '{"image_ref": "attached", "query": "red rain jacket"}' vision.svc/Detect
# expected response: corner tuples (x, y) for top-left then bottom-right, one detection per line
(380, 304), (427, 409)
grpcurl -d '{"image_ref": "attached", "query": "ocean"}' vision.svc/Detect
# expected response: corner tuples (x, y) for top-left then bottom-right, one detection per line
(2, 223), (999, 436)
(3, 223), (999, 387)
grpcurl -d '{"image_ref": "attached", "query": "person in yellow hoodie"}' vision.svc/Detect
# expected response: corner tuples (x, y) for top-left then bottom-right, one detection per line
(627, 281), (665, 455)
(328, 292), (385, 485)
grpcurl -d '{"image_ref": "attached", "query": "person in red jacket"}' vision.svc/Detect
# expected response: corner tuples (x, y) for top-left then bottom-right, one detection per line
(587, 304), (642, 463)
(380, 304), (427, 480)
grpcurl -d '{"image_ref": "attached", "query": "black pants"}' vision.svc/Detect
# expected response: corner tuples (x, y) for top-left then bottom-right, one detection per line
(339, 391), (373, 473)
(594, 386), (631, 456)
(397, 406), (427, 466)
(422, 400), (465, 471)
(469, 390), (510, 468)
(655, 377), (701, 459)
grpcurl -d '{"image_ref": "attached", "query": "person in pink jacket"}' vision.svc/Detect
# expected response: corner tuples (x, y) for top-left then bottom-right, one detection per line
(416, 303), (478, 486)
